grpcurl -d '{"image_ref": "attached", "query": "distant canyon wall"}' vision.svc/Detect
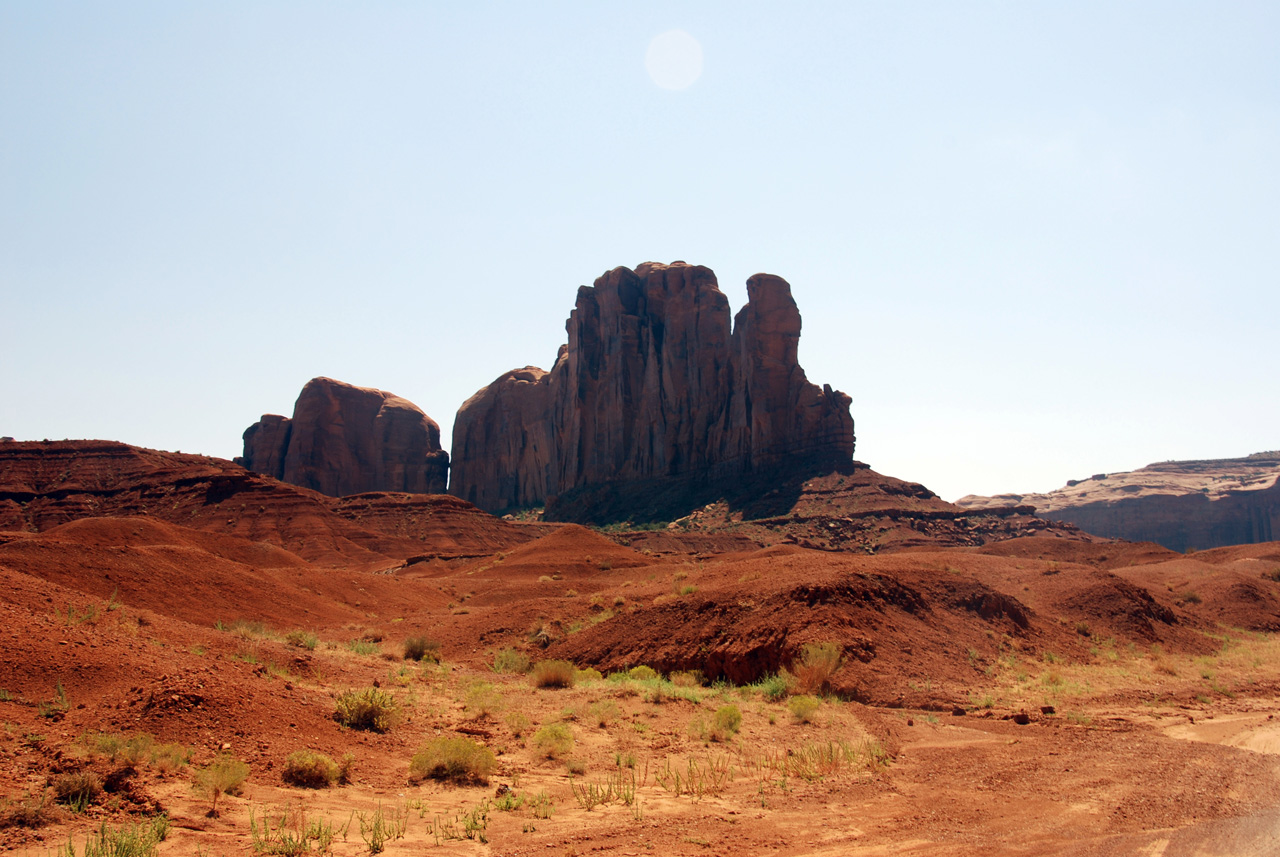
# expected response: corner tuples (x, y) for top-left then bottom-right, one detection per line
(238, 377), (449, 497)
(450, 262), (855, 519)
(958, 452), (1280, 552)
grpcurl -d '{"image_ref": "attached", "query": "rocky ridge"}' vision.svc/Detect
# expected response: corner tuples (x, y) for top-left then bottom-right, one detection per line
(958, 451), (1280, 552)
(451, 262), (855, 520)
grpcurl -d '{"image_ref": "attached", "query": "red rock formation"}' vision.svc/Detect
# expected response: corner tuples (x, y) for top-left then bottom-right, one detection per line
(238, 377), (449, 498)
(958, 452), (1280, 551)
(451, 262), (855, 519)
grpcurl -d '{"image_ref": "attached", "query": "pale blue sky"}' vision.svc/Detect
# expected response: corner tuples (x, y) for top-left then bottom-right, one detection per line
(3, 2), (1277, 501)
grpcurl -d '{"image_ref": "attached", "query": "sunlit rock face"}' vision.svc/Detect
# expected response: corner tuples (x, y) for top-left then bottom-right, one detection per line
(238, 377), (449, 498)
(451, 262), (855, 521)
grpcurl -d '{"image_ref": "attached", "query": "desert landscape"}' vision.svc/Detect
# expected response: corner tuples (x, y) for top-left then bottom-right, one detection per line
(3, 263), (1280, 856)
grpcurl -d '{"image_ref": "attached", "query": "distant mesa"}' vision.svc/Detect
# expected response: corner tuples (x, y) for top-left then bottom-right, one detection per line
(958, 451), (1280, 552)
(449, 262), (856, 521)
(238, 377), (449, 498)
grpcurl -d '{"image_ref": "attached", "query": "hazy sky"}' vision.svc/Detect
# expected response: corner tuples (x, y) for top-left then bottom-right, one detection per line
(3, 2), (1277, 502)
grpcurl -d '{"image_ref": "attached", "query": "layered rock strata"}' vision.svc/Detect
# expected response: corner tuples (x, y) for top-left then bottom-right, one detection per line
(451, 262), (855, 519)
(238, 377), (449, 497)
(958, 452), (1280, 552)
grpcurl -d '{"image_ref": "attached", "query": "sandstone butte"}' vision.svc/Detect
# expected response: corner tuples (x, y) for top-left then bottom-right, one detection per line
(450, 261), (856, 519)
(238, 376), (449, 498)
(957, 450), (1280, 552)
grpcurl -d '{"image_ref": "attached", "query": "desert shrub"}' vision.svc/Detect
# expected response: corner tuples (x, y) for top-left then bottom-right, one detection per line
(531, 660), (576, 689)
(409, 737), (494, 785)
(575, 667), (603, 683)
(284, 630), (318, 650)
(334, 687), (400, 732)
(755, 672), (792, 702)
(0, 790), (61, 829)
(789, 694), (821, 723)
(194, 754), (249, 816)
(505, 711), (532, 738)
(590, 700), (620, 727)
(465, 681), (504, 717)
(492, 647), (530, 674)
(403, 636), (441, 662)
(532, 723), (574, 759)
(628, 665), (660, 681)
(565, 758), (587, 776)
(670, 670), (704, 688)
(52, 771), (101, 811)
(281, 750), (339, 789)
(69, 818), (168, 856)
(347, 639), (380, 656)
(712, 704), (743, 739)
(793, 641), (842, 694)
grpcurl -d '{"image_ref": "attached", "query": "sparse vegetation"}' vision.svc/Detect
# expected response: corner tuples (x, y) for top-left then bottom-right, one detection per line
(531, 659), (576, 688)
(403, 636), (442, 662)
(334, 687), (400, 732)
(284, 629), (318, 650)
(281, 749), (339, 788)
(533, 723), (575, 759)
(194, 754), (249, 817)
(409, 737), (495, 785)
(492, 647), (531, 673)
(788, 694), (821, 723)
(52, 771), (101, 812)
(793, 641), (842, 694)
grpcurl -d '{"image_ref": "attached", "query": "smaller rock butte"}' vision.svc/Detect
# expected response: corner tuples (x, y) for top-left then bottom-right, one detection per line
(238, 377), (449, 498)
(450, 262), (855, 520)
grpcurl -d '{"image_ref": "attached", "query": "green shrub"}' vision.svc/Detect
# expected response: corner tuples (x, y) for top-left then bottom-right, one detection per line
(492, 647), (530, 674)
(505, 711), (532, 738)
(789, 694), (821, 723)
(532, 723), (574, 759)
(575, 667), (603, 683)
(712, 704), (743, 739)
(403, 636), (441, 662)
(628, 665), (659, 681)
(194, 754), (249, 816)
(281, 750), (339, 788)
(590, 700), (620, 727)
(409, 737), (495, 785)
(334, 688), (400, 732)
(794, 641), (842, 694)
(531, 660), (576, 689)
(755, 673), (792, 702)
(465, 681), (504, 717)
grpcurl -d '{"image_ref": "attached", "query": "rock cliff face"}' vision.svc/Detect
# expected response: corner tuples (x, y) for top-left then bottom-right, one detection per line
(451, 262), (855, 519)
(238, 377), (449, 498)
(957, 452), (1280, 551)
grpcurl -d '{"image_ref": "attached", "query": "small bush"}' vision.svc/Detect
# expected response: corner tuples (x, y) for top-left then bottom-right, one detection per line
(409, 737), (495, 785)
(590, 700), (620, 727)
(532, 723), (574, 759)
(465, 681), (504, 717)
(712, 704), (743, 739)
(404, 636), (442, 662)
(284, 630), (318, 650)
(756, 673), (792, 702)
(281, 750), (339, 788)
(52, 772), (101, 811)
(628, 665), (659, 681)
(194, 754), (249, 816)
(335, 687), (400, 732)
(793, 641), (842, 694)
(531, 660), (576, 689)
(789, 694), (821, 723)
(670, 670), (704, 687)
(493, 647), (530, 674)
(575, 667), (603, 683)
(505, 712), (532, 738)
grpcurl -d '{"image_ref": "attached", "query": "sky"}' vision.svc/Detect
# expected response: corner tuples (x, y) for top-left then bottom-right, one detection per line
(2, 2), (1278, 502)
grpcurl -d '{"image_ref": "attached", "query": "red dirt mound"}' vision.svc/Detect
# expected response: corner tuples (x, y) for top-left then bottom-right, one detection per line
(494, 524), (655, 575)
(332, 492), (548, 559)
(972, 535), (1181, 570)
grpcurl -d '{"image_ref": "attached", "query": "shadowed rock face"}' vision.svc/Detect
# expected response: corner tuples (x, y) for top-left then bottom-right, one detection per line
(451, 262), (855, 519)
(238, 377), (449, 497)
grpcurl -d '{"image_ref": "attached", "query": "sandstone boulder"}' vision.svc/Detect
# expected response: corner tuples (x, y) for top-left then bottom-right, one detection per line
(238, 377), (449, 497)
(451, 262), (854, 519)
